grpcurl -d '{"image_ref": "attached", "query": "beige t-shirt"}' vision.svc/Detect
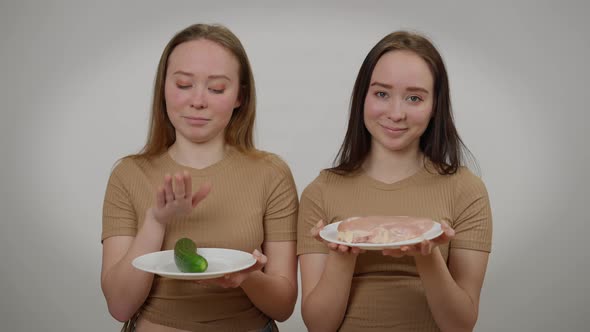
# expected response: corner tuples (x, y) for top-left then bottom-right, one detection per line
(102, 147), (298, 331)
(297, 163), (492, 332)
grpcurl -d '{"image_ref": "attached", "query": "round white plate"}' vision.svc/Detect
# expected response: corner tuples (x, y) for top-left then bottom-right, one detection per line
(319, 220), (443, 250)
(132, 248), (256, 280)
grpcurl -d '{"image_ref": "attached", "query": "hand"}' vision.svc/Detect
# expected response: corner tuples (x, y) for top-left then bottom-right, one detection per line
(311, 220), (365, 255)
(196, 249), (267, 288)
(381, 220), (455, 257)
(150, 171), (211, 225)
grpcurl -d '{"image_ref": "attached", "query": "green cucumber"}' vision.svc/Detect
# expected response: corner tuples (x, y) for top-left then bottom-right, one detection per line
(174, 238), (208, 273)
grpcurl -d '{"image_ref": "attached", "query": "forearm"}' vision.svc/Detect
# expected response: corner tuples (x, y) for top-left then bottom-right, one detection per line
(414, 248), (478, 332)
(302, 252), (356, 332)
(102, 212), (166, 321)
(241, 271), (297, 322)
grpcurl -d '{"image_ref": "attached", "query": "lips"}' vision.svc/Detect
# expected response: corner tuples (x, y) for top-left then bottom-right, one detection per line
(183, 116), (210, 126)
(379, 123), (407, 136)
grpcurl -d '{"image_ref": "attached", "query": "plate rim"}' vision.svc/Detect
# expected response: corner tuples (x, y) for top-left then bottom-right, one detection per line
(131, 247), (257, 279)
(319, 219), (443, 250)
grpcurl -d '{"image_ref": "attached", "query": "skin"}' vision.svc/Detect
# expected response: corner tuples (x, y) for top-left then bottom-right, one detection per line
(102, 39), (297, 332)
(299, 50), (489, 332)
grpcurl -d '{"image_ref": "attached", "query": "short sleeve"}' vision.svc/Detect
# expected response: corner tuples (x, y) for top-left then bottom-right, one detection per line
(297, 173), (329, 255)
(450, 169), (493, 252)
(262, 155), (299, 242)
(101, 159), (138, 241)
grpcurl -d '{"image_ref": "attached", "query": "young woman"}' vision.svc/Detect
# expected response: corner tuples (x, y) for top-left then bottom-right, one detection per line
(101, 24), (298, 332)
(298, 31), (492, 332)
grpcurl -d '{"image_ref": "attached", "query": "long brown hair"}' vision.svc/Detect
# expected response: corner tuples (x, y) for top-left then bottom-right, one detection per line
(132, 24), (257, 159)
(331, 31), (474, 175)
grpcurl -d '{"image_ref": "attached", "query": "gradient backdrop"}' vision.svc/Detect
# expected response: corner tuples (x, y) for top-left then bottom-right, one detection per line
(1, 1), (588, 331)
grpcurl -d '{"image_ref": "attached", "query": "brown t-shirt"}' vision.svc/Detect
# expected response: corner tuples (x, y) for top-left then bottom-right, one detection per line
(297, 163), (492, 332)
(102, 147), (298, 331)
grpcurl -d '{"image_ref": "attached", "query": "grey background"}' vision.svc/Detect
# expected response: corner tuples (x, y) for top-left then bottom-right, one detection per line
(1, 0), (589, 331)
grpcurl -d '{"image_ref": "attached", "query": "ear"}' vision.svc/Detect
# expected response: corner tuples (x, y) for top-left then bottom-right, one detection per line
(234, 85), (244, 109)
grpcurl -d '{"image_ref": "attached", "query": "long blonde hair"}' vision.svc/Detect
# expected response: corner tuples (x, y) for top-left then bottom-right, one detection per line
(132, 24), (257, 159)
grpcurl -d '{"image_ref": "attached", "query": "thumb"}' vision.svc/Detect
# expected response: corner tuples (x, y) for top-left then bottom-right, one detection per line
(248, 249), (267, 272)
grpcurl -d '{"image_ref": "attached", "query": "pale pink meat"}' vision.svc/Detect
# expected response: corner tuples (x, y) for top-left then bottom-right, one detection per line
(337, 216), (435, 244)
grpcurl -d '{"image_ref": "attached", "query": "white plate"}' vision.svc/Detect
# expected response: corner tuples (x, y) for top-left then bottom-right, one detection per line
(319, 220), (443, 250)
(132, 248), (256, 280)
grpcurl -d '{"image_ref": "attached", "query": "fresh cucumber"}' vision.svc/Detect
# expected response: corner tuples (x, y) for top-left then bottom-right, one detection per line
(174, 238), (208, 273)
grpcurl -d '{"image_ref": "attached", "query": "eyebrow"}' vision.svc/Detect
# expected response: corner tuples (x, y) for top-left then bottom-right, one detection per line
(370, 81), (429, 94)
(370, 82), (392, 89)
(172, 71), (231, 81)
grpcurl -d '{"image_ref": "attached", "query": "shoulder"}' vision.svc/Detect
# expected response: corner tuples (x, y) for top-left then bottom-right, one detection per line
(301, 169), (348, 197)
(451, 166), (489, 198)
(260, 151), (293, 177)
(107, 156), (154, 186)
(236, 149), (294, 178)
(109, 157), (140, 179)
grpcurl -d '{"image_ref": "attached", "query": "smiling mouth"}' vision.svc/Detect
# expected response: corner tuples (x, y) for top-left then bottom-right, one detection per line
(380, 124), (407, 132)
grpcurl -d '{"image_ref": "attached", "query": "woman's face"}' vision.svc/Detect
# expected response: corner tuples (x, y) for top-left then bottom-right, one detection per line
(363, 50), (434, 154)
(164, 39), (241, 145)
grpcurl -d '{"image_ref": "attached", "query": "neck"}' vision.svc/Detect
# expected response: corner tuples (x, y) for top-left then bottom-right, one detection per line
(363, 141), (424, 184)
(168, 134), (227, 170)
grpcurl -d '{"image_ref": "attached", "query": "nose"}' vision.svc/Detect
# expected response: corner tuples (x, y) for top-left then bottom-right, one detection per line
(387, 99), (406, 122)
(190, 88), (208, 110)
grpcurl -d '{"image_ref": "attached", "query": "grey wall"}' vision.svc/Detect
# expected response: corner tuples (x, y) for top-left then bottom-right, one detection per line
(1, 0), (588, 331)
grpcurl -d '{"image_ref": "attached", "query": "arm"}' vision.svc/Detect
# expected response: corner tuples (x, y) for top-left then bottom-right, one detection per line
(100, 211), (165, 322)
(300, 251), (357, 332)
(198, 241), (299, 321)
(101, 172), (210, 322)
(383, 171), (492, 331)
(240, 241), (298, 321)
(414, 248), (489, 332)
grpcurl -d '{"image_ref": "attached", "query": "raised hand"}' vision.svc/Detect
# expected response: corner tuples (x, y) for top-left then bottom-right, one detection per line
(150, 171), (211, 225)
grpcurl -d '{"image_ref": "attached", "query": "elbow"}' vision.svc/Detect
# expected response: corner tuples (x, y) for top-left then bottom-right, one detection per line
(442, 313), (478, 332)
(107, 301), (135, 322)
(272, 292), (297, 322)
(107, 304), (135, 323)
(104, 292), (138, 323)
(301, 302), (338, 332)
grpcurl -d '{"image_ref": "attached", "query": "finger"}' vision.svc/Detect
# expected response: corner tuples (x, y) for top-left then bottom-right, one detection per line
(421, 240), (429, 255)
(441, 220), (455, 237)
(328, 242), (338, 250)
(192, 182), (212, 207)
(338, 245), (349, 253)
(445, 225), (456, 237)
(173, 173), (185, 199)
(310, 226), (319, 238)
(155, 186), (166, 209)
(183, 171), (192, 199)
(252, 249), (267, 269)
(164, 174), (174, 203)
(311, 220), (324, 236)
(351, 247), (362, 255)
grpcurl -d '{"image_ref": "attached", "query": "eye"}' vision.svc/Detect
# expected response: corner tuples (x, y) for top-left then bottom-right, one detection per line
(209, 88), (225, 94)
(176, 83), (192, 90)
(406, 95), (423, 103)
(375, 91), (389, 99)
